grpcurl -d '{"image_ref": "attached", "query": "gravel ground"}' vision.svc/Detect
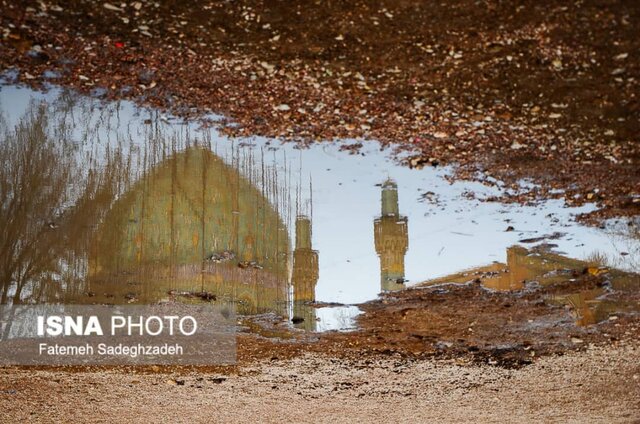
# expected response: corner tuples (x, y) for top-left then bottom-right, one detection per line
(1, 340), (639, 423)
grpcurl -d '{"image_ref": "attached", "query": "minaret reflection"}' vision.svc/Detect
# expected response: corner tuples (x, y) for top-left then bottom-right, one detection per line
(374, 179), (409, 292)
(292, 215), (319, 329)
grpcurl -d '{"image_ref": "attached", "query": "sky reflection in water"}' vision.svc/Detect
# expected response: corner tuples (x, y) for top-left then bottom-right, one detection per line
(0, 84), (637, 331)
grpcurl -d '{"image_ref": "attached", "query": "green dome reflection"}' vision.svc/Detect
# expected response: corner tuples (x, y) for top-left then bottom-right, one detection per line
(87, 147), (291, 314)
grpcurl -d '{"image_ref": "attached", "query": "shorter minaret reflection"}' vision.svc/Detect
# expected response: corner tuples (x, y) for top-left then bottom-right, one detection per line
(374, 179), (409, 292)
(292, 215), (320, 329)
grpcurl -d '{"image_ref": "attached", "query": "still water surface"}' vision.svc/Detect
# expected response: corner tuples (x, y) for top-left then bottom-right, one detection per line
(0, 84), (637, 331)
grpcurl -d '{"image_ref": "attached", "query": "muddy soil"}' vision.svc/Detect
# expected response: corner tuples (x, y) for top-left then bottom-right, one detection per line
(231, 264), (640, 369)
(1, 0), (639, 219)
(6, 252), (639, 372)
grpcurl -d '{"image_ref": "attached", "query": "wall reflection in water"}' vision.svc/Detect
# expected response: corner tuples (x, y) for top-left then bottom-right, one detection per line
(0, 94), (408, 331)
(2, 91), (638, 333)
(422, 245), (640, 326)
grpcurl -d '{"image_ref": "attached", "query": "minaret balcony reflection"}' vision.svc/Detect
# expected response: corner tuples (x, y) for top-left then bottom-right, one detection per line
(374, 178), (409, 292)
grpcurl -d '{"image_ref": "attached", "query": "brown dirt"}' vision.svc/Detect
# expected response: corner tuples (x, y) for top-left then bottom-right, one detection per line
(1, 341), (639, 423)
(93, 265), (640, 371)
(0, 0), (638, 220)
(326, 281), (639, 366)
(230, 269), (640, 370)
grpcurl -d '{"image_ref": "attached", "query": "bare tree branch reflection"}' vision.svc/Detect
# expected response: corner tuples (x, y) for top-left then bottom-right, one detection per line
(0, 102), (125, 305)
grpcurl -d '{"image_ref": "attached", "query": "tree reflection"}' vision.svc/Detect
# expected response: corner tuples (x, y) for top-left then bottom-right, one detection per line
(0, 103), (124, 305)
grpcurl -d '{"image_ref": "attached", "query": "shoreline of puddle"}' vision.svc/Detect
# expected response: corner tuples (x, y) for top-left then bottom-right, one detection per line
(0, 81), (637, 333)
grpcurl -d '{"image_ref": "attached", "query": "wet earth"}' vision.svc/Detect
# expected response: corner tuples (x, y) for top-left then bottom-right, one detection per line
(0, 0), (639, 221)
(0, 83), (638, 369)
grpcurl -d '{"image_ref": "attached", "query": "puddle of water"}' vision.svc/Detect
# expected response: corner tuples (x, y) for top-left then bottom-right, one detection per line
(0, 83), (638, 331)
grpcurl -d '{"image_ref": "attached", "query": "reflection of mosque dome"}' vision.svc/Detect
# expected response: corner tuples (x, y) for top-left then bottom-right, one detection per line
(92, 147), (289, 273)
(87, 147), (290, 313)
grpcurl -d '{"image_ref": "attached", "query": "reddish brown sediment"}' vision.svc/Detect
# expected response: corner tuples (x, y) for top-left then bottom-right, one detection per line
(1, 0), (638, 220)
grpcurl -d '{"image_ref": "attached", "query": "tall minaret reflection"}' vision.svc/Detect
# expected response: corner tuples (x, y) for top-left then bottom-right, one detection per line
(292, 215), (319, 328)
(374, 179), (409, 292)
